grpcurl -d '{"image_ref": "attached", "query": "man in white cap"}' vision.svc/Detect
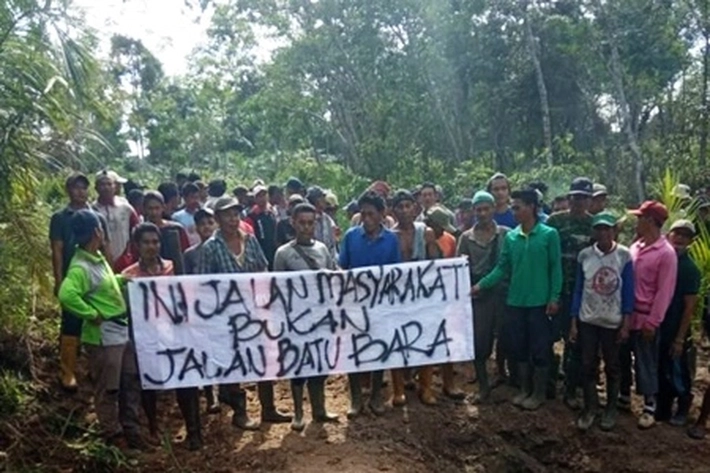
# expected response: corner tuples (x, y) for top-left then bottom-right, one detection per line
(656, 219), (701, 427)
(590, 184), (608, 215)
(93, 170), (139, 267)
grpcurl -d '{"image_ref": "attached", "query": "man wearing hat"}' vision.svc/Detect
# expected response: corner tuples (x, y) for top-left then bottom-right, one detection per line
(656, 219), (701, 427)
(590, 184), (608, 215)
(50, 173), (110, 392)
(306, 186), (338, 257)
(546, 177), (595, 409)
(198, 196), (292, 430)
(245, 184), (279, 269)
(457, 190), (511, 402)
(285, 177), (305, 199)
(93, 170), (140, 267)
(276, 194), (305, 246)
(620, 200), (677, 429)
(569, 212), (633, 432)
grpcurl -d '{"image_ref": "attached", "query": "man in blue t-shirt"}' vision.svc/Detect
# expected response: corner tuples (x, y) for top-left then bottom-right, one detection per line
(487, 173), (517, 228)
(339, 191), (401, 418)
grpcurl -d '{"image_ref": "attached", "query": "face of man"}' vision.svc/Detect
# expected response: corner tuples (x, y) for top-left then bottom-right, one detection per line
(569, 194), (591, 214)
(138, 230), (161, 261)
(96, 177), (115, 200)
(511, 198), (533, 224)
(593, 225), (614, 248)
(293, 210), (316, 241)
(199, 187), (209, 203)
(668, 229), (693, 250)
(184, 191), (200, 211)
(489, 178), (509, 205)
(474, 202), (494, 224)
(635, 215), (653, 236)
(196, 216), (216, 241)
(270, 192), (284, 207)
(359, 203), (383, 233)
(394, 199), (416, 225)
(216, 207), (241, 234)
(255, 191), (268, 208)
(420, 187), (437, 210)
(590, 195), (607, 214)
(68, 183), (89, 206)
(143, 198), (165, 224)
(552, 198), (569, 213)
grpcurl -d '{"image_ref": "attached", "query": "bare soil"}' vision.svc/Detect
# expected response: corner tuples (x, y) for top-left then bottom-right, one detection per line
(1, 339), (708, 473)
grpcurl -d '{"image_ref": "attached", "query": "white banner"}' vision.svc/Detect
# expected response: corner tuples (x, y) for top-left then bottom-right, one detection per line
(128, 258), (475, 390)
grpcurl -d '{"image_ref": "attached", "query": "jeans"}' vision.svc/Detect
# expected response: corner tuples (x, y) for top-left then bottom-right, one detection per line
(507, 306), (552, 367)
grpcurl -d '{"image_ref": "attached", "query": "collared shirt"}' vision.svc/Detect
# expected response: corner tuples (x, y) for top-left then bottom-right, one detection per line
(629, 236), (678, 330)
(58, 248), (127, 345)
(197, 230), (268, 274)
(338, 225), (401, 269)
(93, 198), (140, 264)
(479, 222), (563, 308)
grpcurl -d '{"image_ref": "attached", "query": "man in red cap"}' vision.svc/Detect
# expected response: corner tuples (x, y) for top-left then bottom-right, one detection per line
(621, 201), (677, 429)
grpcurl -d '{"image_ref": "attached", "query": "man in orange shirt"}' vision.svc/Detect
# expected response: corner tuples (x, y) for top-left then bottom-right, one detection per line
(426, 207), (458, 257)
(123, 223), (203, 451)
(425, 207), (465, 399)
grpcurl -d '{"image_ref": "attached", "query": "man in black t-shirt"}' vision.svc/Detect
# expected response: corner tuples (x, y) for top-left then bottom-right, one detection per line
(657, 220), (701, 426)
(49, 173), (109, 392)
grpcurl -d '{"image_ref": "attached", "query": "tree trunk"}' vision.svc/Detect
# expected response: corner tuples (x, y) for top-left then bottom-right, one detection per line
(523, 3), (553, 166)
(700, 27), (709, 167)
(608, 40), (645, 202)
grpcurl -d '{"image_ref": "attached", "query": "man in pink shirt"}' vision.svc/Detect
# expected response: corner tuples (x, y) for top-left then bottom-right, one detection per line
(622, 201), (677, 429)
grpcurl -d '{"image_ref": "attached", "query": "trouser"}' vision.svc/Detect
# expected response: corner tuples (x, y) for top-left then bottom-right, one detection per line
(629, 330), (660, 397)
(473, 294), (498, 361)
(291, 375), (326, 388)
(508, 306), (552, 367)
(60, 310), (83, 337)
(658, 337), (693, 413)
(550, 297), (582, 393)
(86, 343), (141, 439)
(579, 322), (620, 389)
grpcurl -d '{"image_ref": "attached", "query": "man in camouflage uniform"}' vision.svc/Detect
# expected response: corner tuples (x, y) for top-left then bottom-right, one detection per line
(546, 177), (594, 409)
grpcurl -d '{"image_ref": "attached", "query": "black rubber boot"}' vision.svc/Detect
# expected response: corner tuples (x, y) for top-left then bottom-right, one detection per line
(258, 382), (292, 424)
(474, 360), (491, 404)
(290, 381), (306, 431)
(577, 380), (598, 431)
(670, 394), (693, 427)
(220, 387), (259, 431)
(600, 379), (619, 431)
(512, 363), (532, 407)
(308, 377), (338, 423)
(347, 373), (364, 418)
(141, 390), (159, 437)
(522, 367), (547, 411)
(176, 388), (203, 451)
(369, 370), (385, 416)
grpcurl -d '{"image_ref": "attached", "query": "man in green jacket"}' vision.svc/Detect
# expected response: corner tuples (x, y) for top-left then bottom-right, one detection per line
(58, 210), (143, 449)
(473, 188), (563, 411)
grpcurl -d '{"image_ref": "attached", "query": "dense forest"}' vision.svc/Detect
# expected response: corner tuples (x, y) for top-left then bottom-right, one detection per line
(2, 0), (710, 469)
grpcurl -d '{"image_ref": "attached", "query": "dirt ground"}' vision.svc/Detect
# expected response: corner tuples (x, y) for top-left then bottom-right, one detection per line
(1, 340), (709, 473)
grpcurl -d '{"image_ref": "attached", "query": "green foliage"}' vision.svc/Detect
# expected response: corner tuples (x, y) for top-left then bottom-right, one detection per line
(0, 371), (30, 418)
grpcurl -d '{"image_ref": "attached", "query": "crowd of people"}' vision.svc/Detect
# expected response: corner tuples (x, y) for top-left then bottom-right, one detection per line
(49, 168), (710, 453)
